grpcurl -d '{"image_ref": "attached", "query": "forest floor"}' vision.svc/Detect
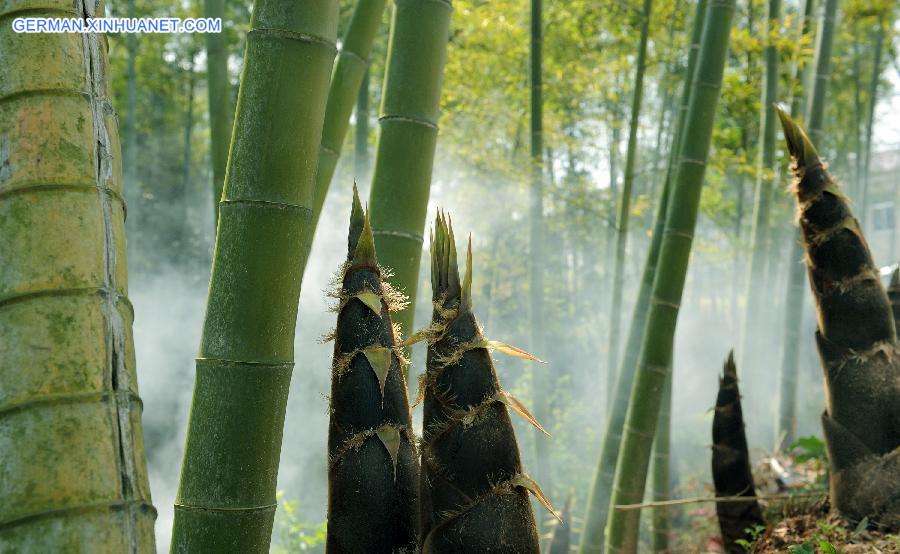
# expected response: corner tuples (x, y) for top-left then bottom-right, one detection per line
(750, 507), (900, 553)
(672, 439), (900, 553)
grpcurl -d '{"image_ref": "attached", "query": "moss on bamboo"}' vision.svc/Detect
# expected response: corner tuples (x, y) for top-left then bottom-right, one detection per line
(326, 187), (419, 553)
(712, 352), (764, 554)
(419, 214), (549, 553)
(778, 109), (900, 529)
(0, 1), (156, 550)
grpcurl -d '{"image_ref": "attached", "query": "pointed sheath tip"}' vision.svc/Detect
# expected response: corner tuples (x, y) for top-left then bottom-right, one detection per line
(447, 217), (461, 297)
(352, 206), (377, 267)
(776, 105), (819, 170)
(723, 349), (737, 383)
(460, 234), (473, 312)
(347, 182), (366, 260)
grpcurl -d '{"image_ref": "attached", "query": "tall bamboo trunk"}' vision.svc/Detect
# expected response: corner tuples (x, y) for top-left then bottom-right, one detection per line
(125, 0), (138, 188)
(606, 0), (654, 425)
(649, 373), (672, 553)
(0, 2), (156, 550)
(712, 353), (764, 554)
(170, 3), (338, 551)
(778, 107), (900, 528)
(205, 0), (232, 225)
(740, 0), (781, 373)
(605, 1), (736, 550)
(578, 2), (709, 551)
(326, 189), (418, 552)
(355, 69), (370, 180)
(530, 0), (554, 505)
(367, 0), (453, 354)
(777, 0), (827, 447)
(299, 0), (389, 279)
(860, 23), (885, 231)
(419, 216), (545, 552)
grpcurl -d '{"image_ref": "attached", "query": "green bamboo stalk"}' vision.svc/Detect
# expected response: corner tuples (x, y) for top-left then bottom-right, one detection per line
(419, 215), (547, 552)
(789, 0), (816, 119)
(777, 0), (830, 448)
(170, 2), (338, 551)
(778, 107), (900, 528)
(367, 0), (453, 347)
(605, 1), (736, 550)
(712, 353), (764, 553)
(578, 2), (709, 552)
(649, 373), (672, 553)
(326, 188), (418, 552)
(355, 69), (371, 180)
(0, 1), (156, 550)
(205, 0), (232, 225)
(740, 0), (781, 370)
(530, 0), (554, 504)
(125, 0), (138, 188)
(606, 0), (654, 422)
(860, 22), (885, 229)
(299, 0), (389, 276)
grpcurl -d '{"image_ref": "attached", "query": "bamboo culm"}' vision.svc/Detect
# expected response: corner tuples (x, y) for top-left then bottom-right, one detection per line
(326, 188), (418, 552)
(605, 1), (736, 550)
(606, 0), (654, 432)
(649, 373), (672, 553)
(368, 0), (453, 358)
(740, 0), (781, 373)
(578, 1), (709, 551)
(0, 1), (156, 549)
(205, 0), (232, 225)
(298, 0), (389, 283)
(170, 2), (338, 551)
(530, 0), (555, 506)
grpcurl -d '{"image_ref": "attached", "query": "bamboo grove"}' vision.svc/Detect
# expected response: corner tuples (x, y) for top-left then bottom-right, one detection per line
(2, 0), (900, 552)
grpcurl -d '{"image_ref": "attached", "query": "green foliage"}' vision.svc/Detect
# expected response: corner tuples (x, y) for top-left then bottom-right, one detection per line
(789, 435), (827, 464)
(272, 492), (327, 553)
(734, 523), (767, 551)
(786, 539), (838, 554)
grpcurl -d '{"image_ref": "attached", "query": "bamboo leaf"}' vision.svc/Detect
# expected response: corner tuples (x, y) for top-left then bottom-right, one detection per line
(376, 425), (401, 481)
(497, 391), (550, 436)
(363, 347), (393, 398)
(353, 291), (383, 316)
(511, 474), (560, 522)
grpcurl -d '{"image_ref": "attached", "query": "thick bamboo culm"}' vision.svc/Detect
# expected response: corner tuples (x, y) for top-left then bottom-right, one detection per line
(0, 1), (156, 550)
(367, 0), (453, 350)
(170, 2), (338, 551)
